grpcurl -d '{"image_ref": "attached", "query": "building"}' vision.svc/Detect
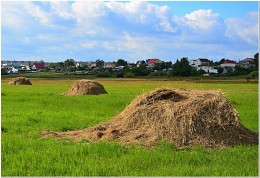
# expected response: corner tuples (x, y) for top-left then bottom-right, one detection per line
(220, 60), (236, 68)
(11, 66), (26, 74)
(104, 62), (116, 68)
(136, 60), (145, 67)
(1, 60), (42, 67)
(189, 59), (197, 67)
(33, 62), (45, 70)
(146, 58), (162, 67)
(197, 66), (218, 74)
(189, 58), (210, 67)
(239, 58), (254, 68)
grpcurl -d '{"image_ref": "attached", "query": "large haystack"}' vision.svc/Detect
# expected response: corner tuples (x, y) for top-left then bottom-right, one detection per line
(8, 77), (32, 85)
(63, 80), (107, 95)
(43, 88), (258, 148)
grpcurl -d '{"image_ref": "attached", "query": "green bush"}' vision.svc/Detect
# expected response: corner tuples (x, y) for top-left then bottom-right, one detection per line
(116, 72), (124, 78)
(246, 71), (258, 79)
(96, 71), (112, 77)
(150, 71), (167, 76)
(131, 66), (151, 76)
(124, 72), (135, 78)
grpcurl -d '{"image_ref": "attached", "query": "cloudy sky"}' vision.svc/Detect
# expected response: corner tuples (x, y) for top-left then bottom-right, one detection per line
(1, 1), (259, 62)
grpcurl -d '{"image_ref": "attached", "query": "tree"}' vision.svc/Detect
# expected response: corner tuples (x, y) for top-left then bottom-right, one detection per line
(164, 61), (172, 69)
(170, 57), (191, 76)
(179, 57), (191, 76)
(153, 63), (161, 71)
(217, 58), (225, 65)
(217, 67), (224, 74)
(153, 61), (172, 71)
(96, 59), (104, 68)
(123, 66), (131, 73)
(64, 59), (75, 68)
(57, 62), (64, 67)
(233, 65), (249, 75)
(116, 59), (127, 66)
(253, 52), (259, 71)
(171, 59), (181, 76)
(132, 66), (151, 76)
(1, 68), (7, 75)
(49, 63), (59, 68)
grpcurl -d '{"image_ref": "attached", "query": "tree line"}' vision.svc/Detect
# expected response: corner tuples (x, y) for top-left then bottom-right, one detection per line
(44, 53), (259, 79)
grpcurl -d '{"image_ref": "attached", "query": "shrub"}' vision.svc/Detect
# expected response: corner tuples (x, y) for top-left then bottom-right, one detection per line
(96, 71), (111, 77)
(150, 71), (167, 76)
(97, 72), (111, 77)
(124, 72), (135, 78)
(116, 72), (124, 78)
(246, 71), (258, 79)
(132, 66), (151, 76)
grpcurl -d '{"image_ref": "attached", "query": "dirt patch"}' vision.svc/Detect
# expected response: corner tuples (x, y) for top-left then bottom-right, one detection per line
(8, 77), (32, 85)
(42, 88), (258, 148)
(63, 80), (107, 95)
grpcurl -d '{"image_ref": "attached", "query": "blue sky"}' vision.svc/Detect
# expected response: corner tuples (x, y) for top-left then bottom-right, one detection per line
(1, 1), (259, 63)
(153, 1), (258, 18)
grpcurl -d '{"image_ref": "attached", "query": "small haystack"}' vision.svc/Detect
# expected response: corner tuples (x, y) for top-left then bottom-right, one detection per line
(8, 77), (32, 85)
(63, 80), (107, 95)
(43, 88), (258, 148)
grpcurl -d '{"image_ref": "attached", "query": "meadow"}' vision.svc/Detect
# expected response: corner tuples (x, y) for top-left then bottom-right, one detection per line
(1, 78), (258, 176)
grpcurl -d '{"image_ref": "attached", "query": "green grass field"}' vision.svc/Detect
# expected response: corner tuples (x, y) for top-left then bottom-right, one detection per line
(1, 78), (258, 176)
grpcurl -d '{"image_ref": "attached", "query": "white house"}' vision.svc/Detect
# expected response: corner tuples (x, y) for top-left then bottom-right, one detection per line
(197, 66), (218, 74)
(189, 59), (197, 67)
(189, 58), (210, 67)
(239, 58), (254, 68)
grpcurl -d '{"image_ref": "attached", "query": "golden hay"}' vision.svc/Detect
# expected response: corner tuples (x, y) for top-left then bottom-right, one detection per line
(8, 77), (32, 85)
(43, 88), (258, 148)
(63, 80), (107, 95)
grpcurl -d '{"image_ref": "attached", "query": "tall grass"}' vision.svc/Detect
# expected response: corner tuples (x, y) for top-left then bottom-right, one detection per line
(1, 79), (258, 176)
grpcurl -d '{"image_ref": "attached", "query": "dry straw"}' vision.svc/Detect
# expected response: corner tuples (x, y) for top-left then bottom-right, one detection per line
(63, 80), (107, 95)
(43, 88), (258, 148)
(8, 77), (32, 85)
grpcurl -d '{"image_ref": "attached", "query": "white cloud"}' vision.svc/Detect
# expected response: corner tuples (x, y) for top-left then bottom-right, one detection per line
(72, 1), (107, 22)
(114, 32), (160, 59)
(22, 37), (30, 44)
(2, 1), (51, 30)
(102, 42), (116, 51)
(173, 9), (222, 32)
(37, 34), (51, 41)
(225, 12), (258, 45)
(1, 1), (258, 61)
(23, 2), (51, 25)
(106, 1), (175, 32)
(50, 1), (73, 20)
(70, 1), (175, 33)
(1, 2), (29, 29)
(184, 9), (220, 30)
(106, 1), (152, 24)
(81, 41), (98, 49)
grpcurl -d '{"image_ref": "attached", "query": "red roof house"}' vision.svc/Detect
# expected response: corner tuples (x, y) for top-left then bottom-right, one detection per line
(220, 60), (236, 68)
(146, 58), (161, 66)
(33, 62), (45, 69)
(222, 60), (236, 64)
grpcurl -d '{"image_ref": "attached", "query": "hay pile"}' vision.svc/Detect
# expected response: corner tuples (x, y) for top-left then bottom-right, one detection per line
(8, 77), (32, 85)
(63, 80), (107, 95)
(42, 88), (258, 148)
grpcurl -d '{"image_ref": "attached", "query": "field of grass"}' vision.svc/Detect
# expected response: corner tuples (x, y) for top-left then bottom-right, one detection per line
(1, 78), (258, 176)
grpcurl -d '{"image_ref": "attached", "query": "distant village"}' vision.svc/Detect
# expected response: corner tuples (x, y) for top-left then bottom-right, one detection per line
(1, 56), (258, 78)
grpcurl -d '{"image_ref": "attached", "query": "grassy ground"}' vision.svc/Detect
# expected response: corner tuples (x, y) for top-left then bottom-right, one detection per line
(1, 78), (258, 176)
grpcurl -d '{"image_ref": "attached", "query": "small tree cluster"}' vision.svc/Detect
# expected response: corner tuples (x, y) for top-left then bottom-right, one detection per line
(170, 57), (192, 76)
